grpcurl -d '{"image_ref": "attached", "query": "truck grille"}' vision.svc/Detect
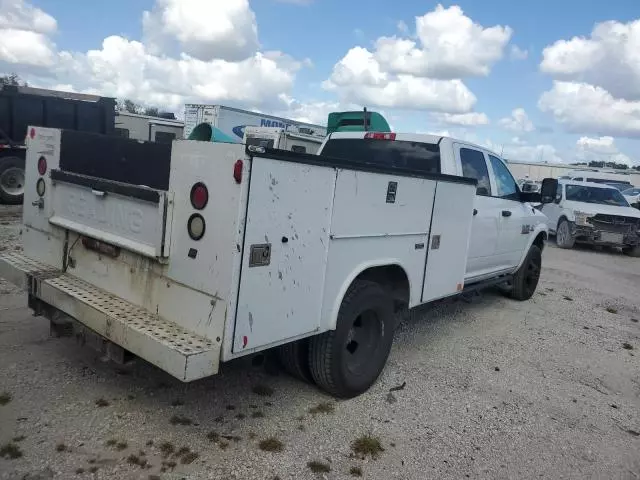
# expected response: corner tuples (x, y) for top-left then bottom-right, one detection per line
(588, 214), (640, 234)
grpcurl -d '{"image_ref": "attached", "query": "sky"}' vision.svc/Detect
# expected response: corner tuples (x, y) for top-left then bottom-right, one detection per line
(1, 0), (639, 166)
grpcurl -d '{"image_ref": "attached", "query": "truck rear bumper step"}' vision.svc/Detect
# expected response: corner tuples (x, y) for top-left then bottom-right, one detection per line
(0, 252), (217, 382)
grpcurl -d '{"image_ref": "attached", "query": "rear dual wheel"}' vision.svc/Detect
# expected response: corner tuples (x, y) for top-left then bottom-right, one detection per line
(278, 280), (395, 398)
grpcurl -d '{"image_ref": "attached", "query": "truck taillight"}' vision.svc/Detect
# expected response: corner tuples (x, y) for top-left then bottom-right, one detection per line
(233, 160), (243, 184)
(190, 182), (208, 210)
(187, 213), (206, 241)
(364, 132), (396, 140)
(37, 156), (47, 175)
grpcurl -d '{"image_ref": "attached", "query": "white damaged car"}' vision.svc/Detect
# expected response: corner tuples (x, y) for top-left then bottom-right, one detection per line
(541, 180), (640, 257)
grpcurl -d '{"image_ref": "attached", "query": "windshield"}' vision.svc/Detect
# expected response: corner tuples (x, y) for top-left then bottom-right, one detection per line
(565, 185), (630, 207)
(622, 187), (640, 196)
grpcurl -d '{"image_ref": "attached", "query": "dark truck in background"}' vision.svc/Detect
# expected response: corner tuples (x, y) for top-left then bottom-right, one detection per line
(0, 85), (116, 204)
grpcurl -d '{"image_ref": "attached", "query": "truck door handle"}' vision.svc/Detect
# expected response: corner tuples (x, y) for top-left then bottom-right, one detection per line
(502, 210), (512, 217)
(473, 209), (478, 216)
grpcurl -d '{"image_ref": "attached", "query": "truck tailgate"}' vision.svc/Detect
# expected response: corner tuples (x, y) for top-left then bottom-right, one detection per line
(45, 170), (171, 259)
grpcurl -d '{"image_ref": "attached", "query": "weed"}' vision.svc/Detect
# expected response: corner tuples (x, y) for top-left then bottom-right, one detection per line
(309, 402), (335, 415)
(88, 466), (99, 473)
(352, 435), (384, 459)
(12, 436), (25, 442)
(248, 432), (257, 440)
(252, 385), (274, 397)
(161, 460), (177, 469)
(252, 411), (265, 418)
(145, 440), (153, 447)
(95, 398), (110, 407)
(0, 392), (12, 406)
(623, 343), (634, 350)
(169, 415), (193, 426)
(181, 452), (199, 464)
(307, 460), (331, 473)
(105, 439), (117, 447)
(115, 441), (128, 451)
(235, 413), (246, 420)
(171, 398), (184, 407)
(258, 437), (283, 452)
(350, 466), (363, 477)
(159, 441), (175, 457)
(139, 450), (146, 457)
(222, 435), (241, 442)
(0, 443), (23, 459)
(214, 415), (224, 423)
(127, 454), (147, 467)
(249, 404), (258, 409)
(218, 440), (229, 450)
(127, 394), (135, 400)
(226, 405), (236, 411)
(55, 443), (67, 452)
(88, 459), (96, 464)
(606, 307), (618, 314)
(206, 431), (220, 442)
(176, 446), (191, 456)
(75, 468), (85, 474)
(264, 401), (273, 407)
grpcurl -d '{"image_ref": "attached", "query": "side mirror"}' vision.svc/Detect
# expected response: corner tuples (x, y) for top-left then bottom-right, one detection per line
(539, 177), (558, 204)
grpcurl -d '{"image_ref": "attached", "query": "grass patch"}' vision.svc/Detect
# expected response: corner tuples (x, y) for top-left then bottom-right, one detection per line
(12, 436), (25, 442)
(105, 440), (129, 451)
(252, 384), (274, 397)
(159, 441), (175, 457)
(218, 440), (229, 450)
(0, 392), (12, 406)
(95, 398), (110, 407)
(235, 413), (246, 420)
(0, 442), (23, 459)
(176, 446), (190, 456)
(88, 466), (99, 473)
(351, 435), (384, 459)
(206, 431), (220, 442)
(606, 307), (618, 314)
(105, 439), (117, 447)
(127, 454), (147, 468)
(251, 411), (265, 419)
(258, 437), (283, 452)
(308, 402), (335, 415)
(307, 460), (331, 473)
(169, 415), (193, 426)
(170, 398), (184, 407)
(145, 440), (153, 447)
(181, 452), (199, 464)
(55, 443), (67, 452)
(623, 343), (634, 350)
(350, 466), (363, 477)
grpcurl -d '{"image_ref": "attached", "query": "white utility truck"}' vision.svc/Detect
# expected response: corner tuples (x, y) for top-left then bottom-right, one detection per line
(0, 127), (556, 398)
(243, 126), (324, 155)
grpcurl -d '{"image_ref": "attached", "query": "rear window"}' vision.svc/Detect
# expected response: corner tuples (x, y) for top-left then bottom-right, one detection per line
(320, 138), (441, 173)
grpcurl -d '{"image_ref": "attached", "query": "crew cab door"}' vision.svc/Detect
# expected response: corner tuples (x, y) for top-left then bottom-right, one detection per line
(454, 144), (502, 279)
(486, 154), (531, 268)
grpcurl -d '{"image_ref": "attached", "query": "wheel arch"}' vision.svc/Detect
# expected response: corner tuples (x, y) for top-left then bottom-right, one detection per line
(514, 225), (548, 272)
(326, 261), (411, 331)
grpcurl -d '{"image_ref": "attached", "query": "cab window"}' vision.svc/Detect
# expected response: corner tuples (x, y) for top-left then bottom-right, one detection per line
(459, 148), (491, 196)
(488, 155), (518, 199)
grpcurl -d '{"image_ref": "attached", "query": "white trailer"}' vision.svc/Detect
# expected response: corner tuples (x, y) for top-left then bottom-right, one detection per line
(184, 104), (326, 143)
(243, 126), (325, 155)
(0, 126), (477, 398)
(115, 112), (184, 143)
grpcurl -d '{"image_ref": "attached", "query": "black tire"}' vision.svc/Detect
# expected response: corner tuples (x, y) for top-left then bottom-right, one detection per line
(556, 219), (575, 249)
(509, 245), (542, 301)
(0, 155), (25, 205)
(622, 245), (640, 258)
(277, 339), (313, 383)
(308, 280), (395, 398)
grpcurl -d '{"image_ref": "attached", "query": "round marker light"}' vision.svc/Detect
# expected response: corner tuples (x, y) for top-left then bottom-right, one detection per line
(190, 182), (208, 210)
(36, 178), (46, 197)
(37, 156), (47, 175)
(187, 213), (205, 241)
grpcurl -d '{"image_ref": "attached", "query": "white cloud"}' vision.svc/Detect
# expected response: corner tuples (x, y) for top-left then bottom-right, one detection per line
(510, 45), (528, 60)
(2, 0), (304, 114)
(323, 4), (512, 113)
(396, 20), (409, 34)
(435, 112), (489, 126)
(142, 0), (258, 62)
(498, 108), (534, 133)
(502, 143), (563, 163)
(576, 136), (635, 166)
(323, 46), (476, 113)
(0, 0), (56, 33)
(538, 81), (640, 138)
(540, 19), (640, 101)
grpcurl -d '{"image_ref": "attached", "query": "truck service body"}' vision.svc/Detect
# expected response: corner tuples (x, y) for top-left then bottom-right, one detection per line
(242, 126), (325, 155)
(184, 104), (326, 144)
(0, 126), (555, 398)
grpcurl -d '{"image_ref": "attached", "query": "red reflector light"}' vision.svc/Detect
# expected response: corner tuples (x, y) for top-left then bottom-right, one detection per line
(37, 156), (47, 175)
(29, 128), (36, 139)
(364, 132), (396, 140)
(82, 237), (120, 258)
(233, 159), (243, 184)
(190, 182), (208, 210)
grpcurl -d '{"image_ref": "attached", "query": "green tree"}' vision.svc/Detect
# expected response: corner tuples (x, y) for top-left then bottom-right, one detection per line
(0, 73), (27, 86)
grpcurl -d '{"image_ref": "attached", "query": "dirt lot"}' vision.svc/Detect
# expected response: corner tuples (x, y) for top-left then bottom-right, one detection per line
(1, 206), (639, 480)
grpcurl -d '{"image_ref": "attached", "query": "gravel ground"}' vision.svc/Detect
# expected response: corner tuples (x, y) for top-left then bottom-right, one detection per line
(1, 205), (639, 480)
